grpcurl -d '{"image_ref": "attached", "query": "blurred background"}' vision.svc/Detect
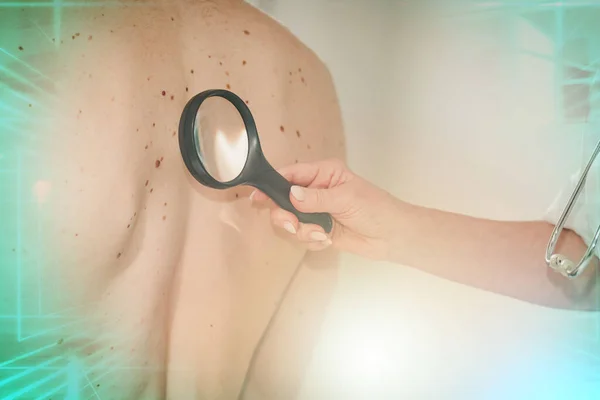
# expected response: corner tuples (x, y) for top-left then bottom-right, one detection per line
(244, 0), (600, 398)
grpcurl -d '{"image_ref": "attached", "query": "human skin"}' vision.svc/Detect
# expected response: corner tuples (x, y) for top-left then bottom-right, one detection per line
(1, 1), (345, 398)
(253, 159), (598, 311)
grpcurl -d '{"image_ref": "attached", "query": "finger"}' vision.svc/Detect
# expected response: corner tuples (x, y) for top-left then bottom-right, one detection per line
(270, 208), (299, 235)
(305, 240), (333, 252)
(296, 222), (332, 245)
(249, 189), (269, 203)
(277, 159), (346, 189)
(288, 184), (347, 214)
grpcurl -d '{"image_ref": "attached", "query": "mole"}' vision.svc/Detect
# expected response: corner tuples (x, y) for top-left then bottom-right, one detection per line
(150, 188), (154, 193)
(88, 35), (93, 41)
(155, 159), (161, 168)
(225, 71), (230, 76)
(185, 87), (189, 92)
(18, 46), (23, 51)
(170, 95), (174, 100)
(242, 60), (247, 65)
(244, 30), (250, 35)
(145, 180), (149, 187)
(191, 69), (194, 74)
(296, 130), (301, 138)
(117, 253), (122, 259)
(162, 216), (167, 221)
(161, 91), (166, 96)
(57, 338), (64, 345)
(280, 125), (285, 132)
(226, 84), (231, 89)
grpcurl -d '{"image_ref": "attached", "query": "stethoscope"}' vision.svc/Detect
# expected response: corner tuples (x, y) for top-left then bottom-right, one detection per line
(545, 139), (600, 278)
(178, 88), (333, 233)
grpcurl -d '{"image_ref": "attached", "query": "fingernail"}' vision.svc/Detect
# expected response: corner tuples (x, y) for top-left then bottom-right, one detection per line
(283, 222), (296, 234)
(310, 231), (328, 241)
(290, 186), (305, 201)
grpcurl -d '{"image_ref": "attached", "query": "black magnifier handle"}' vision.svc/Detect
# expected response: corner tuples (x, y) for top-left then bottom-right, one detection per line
(255, 168), (334, 234)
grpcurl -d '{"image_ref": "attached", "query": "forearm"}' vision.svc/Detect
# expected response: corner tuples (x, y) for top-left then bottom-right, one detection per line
(387, 199), (598, 310)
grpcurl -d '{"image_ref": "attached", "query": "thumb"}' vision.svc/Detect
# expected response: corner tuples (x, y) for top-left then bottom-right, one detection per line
(289, 185), (345, 214)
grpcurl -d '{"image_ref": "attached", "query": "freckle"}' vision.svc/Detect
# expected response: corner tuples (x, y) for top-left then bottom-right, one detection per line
(295, 159), (298, 163)
(150, 188), (154, 193)
(289, 72), (292, 76)
(161, 90), (166, 96)
(145, 145), (148, 150)
(76, 33), (80, 37)
(160, 156), (164, 162)
(296, 130), (301, 138)
(155, 159), (161, 168)
(244, 30), (250, 35)
(162, 216), (167, 221)
(127, 224), (130, 229)
(57, 338), (64, 345)
(170, 95), (174, 100)
(208, 55), (212, 58)
(110, 346), (114, 350)
(88, 35), (93, 40)
(18, 46), (23, 51)
(307, 144), (311, 150)
(134, 212), (137, 217)
(242, 60), (247, 65)
(171, 16), (175, 21)
(110, 30), (114, 33)
(298, 68), (302, 72)
(245, 100), (249, 104)
(226, 84), (231, 89)
(28, 104), (32, 107)
(75, 233), (79, 237)
(190, 69), (194, 74)
(164, 202), (167, 206)
(172, 131), (176, 136)
(152, 123), (156, 127)
(72, 35), (75, 39)
(280, 125), (285, 132)
(145, 180), (149, 187)
(225, 71), (229, 76)
(117, 252), (122, 259)
(185, 87), (189, 92)
(235, 193), (239, 198)
(301, 77), (305, 83)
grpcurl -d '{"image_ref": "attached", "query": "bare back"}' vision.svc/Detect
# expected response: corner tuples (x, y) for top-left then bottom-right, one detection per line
(0, 1), (345, 399)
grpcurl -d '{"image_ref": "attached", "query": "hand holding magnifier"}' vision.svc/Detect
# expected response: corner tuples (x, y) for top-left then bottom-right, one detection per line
(178, 89), (334, 233)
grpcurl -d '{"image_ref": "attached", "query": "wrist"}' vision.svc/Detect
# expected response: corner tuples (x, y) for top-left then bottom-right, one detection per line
(383, 195), (417, 264)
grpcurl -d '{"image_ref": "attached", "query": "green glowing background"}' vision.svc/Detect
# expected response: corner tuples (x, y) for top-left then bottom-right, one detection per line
(0, 0), (599, 399)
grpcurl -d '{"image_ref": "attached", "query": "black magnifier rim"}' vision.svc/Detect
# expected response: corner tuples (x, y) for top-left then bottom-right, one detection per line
(179, 89), (261, 190)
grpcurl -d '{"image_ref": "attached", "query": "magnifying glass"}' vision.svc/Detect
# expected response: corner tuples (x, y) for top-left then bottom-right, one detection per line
(178, 89), (333, 233)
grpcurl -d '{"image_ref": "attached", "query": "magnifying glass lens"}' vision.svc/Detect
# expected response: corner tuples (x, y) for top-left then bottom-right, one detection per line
(194, 96), (249, 183)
